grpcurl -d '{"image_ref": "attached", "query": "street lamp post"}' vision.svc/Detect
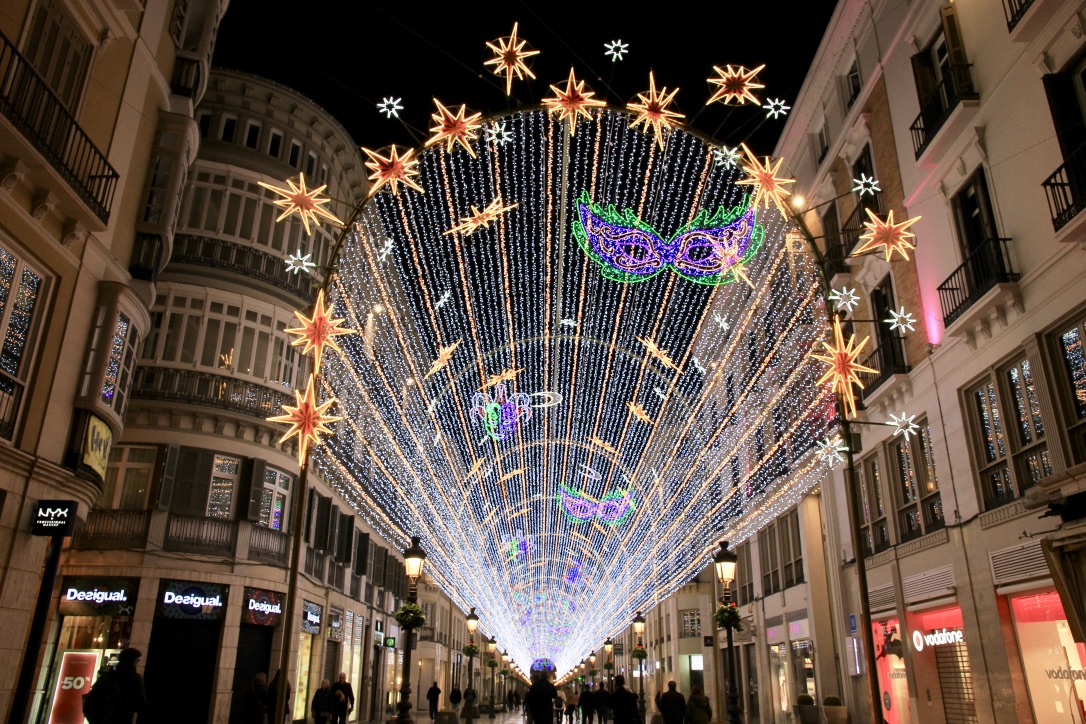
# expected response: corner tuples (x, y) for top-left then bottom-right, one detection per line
(466, 608), (479, 724)
(713, 541), (741, 724)
(487, 636), (498, 719)
(502, 651), (510, 705)
(396, 536), (427, 724)
(604, 638), (614, 691)
(589, 653), (597, 685)
(633, 612), (646, 723)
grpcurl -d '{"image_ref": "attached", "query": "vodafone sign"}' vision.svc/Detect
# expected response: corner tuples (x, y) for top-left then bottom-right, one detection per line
(911, 627), (964, 651)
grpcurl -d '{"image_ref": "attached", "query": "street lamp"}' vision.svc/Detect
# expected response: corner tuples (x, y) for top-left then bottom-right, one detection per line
(633, 612), (646, 721)
(604, 638), (614, 690)
(589, 653), (597, 685)
(714, 541), (741, 724)
(487, 636), (498, 719)
(397, 536), (427, 724)
(502, 651), (510, 705)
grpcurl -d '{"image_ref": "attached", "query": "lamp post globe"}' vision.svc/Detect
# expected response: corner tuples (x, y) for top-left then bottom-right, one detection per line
(714, 541), (741, 724)
(397, 537), (426, 724)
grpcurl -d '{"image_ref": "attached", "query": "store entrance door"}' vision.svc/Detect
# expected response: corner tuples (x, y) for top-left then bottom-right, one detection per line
(144, 618), (221, 722)
(229, 624), (275, 723)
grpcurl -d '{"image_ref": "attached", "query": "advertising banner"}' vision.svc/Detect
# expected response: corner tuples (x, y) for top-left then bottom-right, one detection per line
(82, 415), (112, 481)
(59, 576), (140, 617)
(156, 580), (228, 621)
(47, 651), (100, 724)
(31, 500), (78, 536)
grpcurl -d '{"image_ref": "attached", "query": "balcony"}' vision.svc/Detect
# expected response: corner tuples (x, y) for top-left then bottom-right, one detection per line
(909, 65), (979, 160)
(0, 30), (118, 223)
(1042, 143), (1086, 233)
(130, 366), (291, 420)
(840, 203), (880, 257)
(0, 369), (24, 441)
(859, 337), (910, 400)
(937, 237), (1019, 327)
(74, 510), (151, 549)
(248, 524), (290, 566)
(1003, 0), (1034, 31)
(169, 234), (317, 304)
(163, 514), (236, 556)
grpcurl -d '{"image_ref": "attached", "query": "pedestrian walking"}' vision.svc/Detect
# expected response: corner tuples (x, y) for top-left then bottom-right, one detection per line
(579, 686), (595, 724)
(524, 675), (557, 724)
(428, 682), (442, 720)
(450, 685), (463, 712)
(657, 682), (685, 724)
(553, 689), (565, 724)
(241, 672), (269, 724)
(268, 671), (292, 724)
(513, 690), (521, 712)
(594, 685), (610, 724)
(508, 690), (515, 713)
(565, 688), (579, 724)
(684, 686), (711, 724)
(81, 647), (147, 724)
(311, 679), (335, 724)
(609, 677), (638, 724)
(330, 672), (355, 724)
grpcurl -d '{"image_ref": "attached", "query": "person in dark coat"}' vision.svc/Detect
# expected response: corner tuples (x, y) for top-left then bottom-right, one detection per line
(523, 675), (558, 724)
(427, 682), (442, 720)
(657, 682), (685, 724)
(82, 647), (147, 724)
(684, 685), (711, 724)
(330, 672), (355, 724)
(609, 676), (639, 724)
(594, 685), (611, 724)
(269, 671), (292, 724)
(450, 685), (463, 712)
(241, 672), (269, 724)
(513, 691), (521, 712)
(311, 678), (334, 724)
(579, 686), (596, 724)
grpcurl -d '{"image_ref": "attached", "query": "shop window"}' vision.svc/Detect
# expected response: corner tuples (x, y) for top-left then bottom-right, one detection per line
(966, 358), (1052, 510)
(1010, 591), (1086, 723)
(101, 446), (158, 510)
(259, 466), (292, 530)
(759, 524), (780, 595)
(791, 640), (817, 700)
(268, 130), (283, 159)
(845, 60), (862, 108)
(206, 454), (241, 519)
(220, 116), (237, 143)
(1056, 314), (1086, 462)
(22, 0), (91, 111)
(244, 121), (261, 149)
(779, 509), (804, 588)
(858, 456), (890, 556)
(679, 609), (701, 639)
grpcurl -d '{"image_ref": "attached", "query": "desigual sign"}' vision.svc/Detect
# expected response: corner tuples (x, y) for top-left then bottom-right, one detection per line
(301, 600), (323, 634)
(242, 587), (283, 626)
(911, 627), (964, 651)
(58, 577), (140, 616)
(157, 580), (229, 621)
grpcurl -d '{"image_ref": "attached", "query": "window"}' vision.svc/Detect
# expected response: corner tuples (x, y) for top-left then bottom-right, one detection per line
(680, 609), (701, 639)
(822, 204), (842, 263)
(846, 61), (862, 108)
(968, 358), (1053, 510)
(910, 6), (971, 123)
(259, 466), (292, 530)
(22, 0), (91, 111)
(268, 130), (283, 159)
(101, 446), (157, 510)
(244, 121), (261, 149)
(952, 169), (999, 261)
(1057, 315), (1086, 462)
(198, 113), (212, 138)
(142, 154), (174, 224)
(779, 509), (804, 588)
(100, 312), (137, 415)
(170, 0), (190, 46)
(759, 524), (780, 595)
(220, 116), (237, 143)
(890, 421), (944, 541)
(206, 455), (241, 518)
(306, 152), (318, 177)
(0, 244), (44, 382)
(816, 122), (829, 163)
(858, 456), (890, 556)
(870, 275), (904, 367)
(852, 145), (881, 213)
(288, 140), (302, 168)
(736, 542), (754, 604)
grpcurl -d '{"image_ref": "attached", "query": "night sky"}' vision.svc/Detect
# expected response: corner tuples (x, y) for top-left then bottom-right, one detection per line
(213, 1), (838, 155)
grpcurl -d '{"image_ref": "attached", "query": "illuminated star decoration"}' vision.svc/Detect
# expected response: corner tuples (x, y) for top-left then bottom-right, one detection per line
(481, 368), (523, 390)
(444, 197), (520, 237)
(886, 412), (920, 438)
(425, 339), (462, 380)
(706, 64), (765, 106)
(376, 237), (395, 263)
(267, 374), (342, 466)
(627, 401), (654, 426)
(484, 22), (540, 96)
(736, 143), (795, 220)
(257, 174), (342, 235)
(362, 145), (424, 196)
(378, 97), (403, 118)
(485, 122), (514, 147)
(884, 307), (916, 333)
(811, 316), (877, 418)
(854, 208), (920, 261)
(543, 68), (606, 135)
(713, 145), (742, 169)
(284, 289), (356, 370)
(627, 71), (684, 150)
(828, 286), (860, 313)
(763, 98), (790, 119)
(604, 39), (629, 62)
(426, 100), (483, 157)
(852, 174), (881, 197)
(816, 435), (848, 469)
(588, 436), (619, 456)
(285, 249), (316, 275)
(637, 336), (682, 373)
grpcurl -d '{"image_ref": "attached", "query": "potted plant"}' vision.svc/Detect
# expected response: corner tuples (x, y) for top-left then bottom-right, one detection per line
(794, 694), (819, 724)
(462, 643), (480, 658)
(822, 696), (847, 724)
(631, 646), (648, 661)
(393, 602), (427, 630)
(714, 603), (742, 631)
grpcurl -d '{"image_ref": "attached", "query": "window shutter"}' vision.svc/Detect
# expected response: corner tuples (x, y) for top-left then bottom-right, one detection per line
(939, 4), (969, 69)
(910, 52), (937, 107)
(354, 532), (370, 576)
(304, 487), (316, 543)
(374, 546), (387, 587)
(315, 495), (332, 551)
(384, 556), (397, 590)
(337, 513), (354, 564)
(1043, 73), (1086, 160)
(171, 448), (214, 516)
(154, 444), (179, 511)
(238, 458), (266, 522)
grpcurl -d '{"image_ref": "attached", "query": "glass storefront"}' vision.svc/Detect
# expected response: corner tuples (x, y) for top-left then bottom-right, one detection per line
(1010, 591), (1086, 722)
(872, 617), (910, 724)
(909, 606), (977, 723)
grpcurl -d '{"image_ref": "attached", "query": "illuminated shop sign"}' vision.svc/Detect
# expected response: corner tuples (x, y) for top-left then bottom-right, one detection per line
(58, 577), (140, 617)
(157, 580), (228, 621)
(31, 500), (78, 536)
(911, 627), (964, 652)
(301, 600), (322, 634)
(242, 587), (283, 626)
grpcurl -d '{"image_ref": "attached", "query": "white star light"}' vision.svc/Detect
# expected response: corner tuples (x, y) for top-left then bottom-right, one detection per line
(763, 98), (790, 119)
(285, 249), (316, 275)
(886, 412), (920, 438)
(485, 122), (514, 147)
(713, 146), (742, 169)
(377, 238), (394, 263)
(884, 306), (916, 333)
(378, 97), (403, 119)
(816, 435), (849, 469)
(604, 40), (629, 62)
(828, 286), (860, 313)
(852, 174), (881, 197)
(713, 313), (730, 333)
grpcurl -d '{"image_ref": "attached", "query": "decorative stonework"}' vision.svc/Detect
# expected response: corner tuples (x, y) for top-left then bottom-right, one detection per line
(0, 158), (27, 192)
(31, 191), (56, 221)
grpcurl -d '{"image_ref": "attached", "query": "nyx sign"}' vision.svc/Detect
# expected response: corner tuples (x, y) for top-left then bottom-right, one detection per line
(31, 500), (77, 536)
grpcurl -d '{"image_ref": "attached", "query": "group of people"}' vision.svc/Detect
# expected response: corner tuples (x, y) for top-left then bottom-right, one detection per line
(240, 671), (354, 724)
(521, 675), (640, 724)
(551, 682), (614, 724)
(655, 681), (713, 724)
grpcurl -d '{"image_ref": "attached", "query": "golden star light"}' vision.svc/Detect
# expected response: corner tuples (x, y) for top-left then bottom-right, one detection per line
(637, 336), (681, 373)
(627, 402), (654, 426)
(425, 339), (462, 380)
(706, 64), (765, 106)
(627, 71), (684, 150)
(735, 143), (795, 221)
(426, 100), (483, 157)
(284, 289), (356, 369)
(363, 145), (424, 196)
(257, 173), (342, 234)
(543, 68), (606, 135)
(444, 197), (519, 237)
(481, 368), (523, 390)
(267, 374), (342, 466)
(588, 436), (619, 456)
(484, 22), (540, 96)
(854, 208), (920, 261)
(811, 317), (877, 419)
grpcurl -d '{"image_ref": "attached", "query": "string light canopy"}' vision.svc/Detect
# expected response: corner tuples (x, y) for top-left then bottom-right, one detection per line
(312, 102), (834, 679)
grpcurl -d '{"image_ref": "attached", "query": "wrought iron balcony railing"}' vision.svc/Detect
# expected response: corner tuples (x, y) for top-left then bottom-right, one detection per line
(1042, 143), (1086, 232)
(840, 203), (881, 257)
(936, 237), (1018, 327)
(170, 234), (317, 303)
(130, 366), (291, 420)
(909, 65), (979, 159)
(73, 510), (151, 549)
(1002, 0), (1034, 31)
(248, 524), (290, 566)
(163, 514), (236, 556)
(0, 30), (118, 223)
(859, 336), (910, 399)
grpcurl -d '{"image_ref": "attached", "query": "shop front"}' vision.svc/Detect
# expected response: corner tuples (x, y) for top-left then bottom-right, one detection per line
(296, 600), (323, 718)
(765, 615), (817, 724)
(144, 579), (229, 723)
(905, 605), (977, 723)
(871, 617), (910, 724)
(45, 576), (140, 724)
(229, 587), (283, 723)
(1009, 590), (1086, 722)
